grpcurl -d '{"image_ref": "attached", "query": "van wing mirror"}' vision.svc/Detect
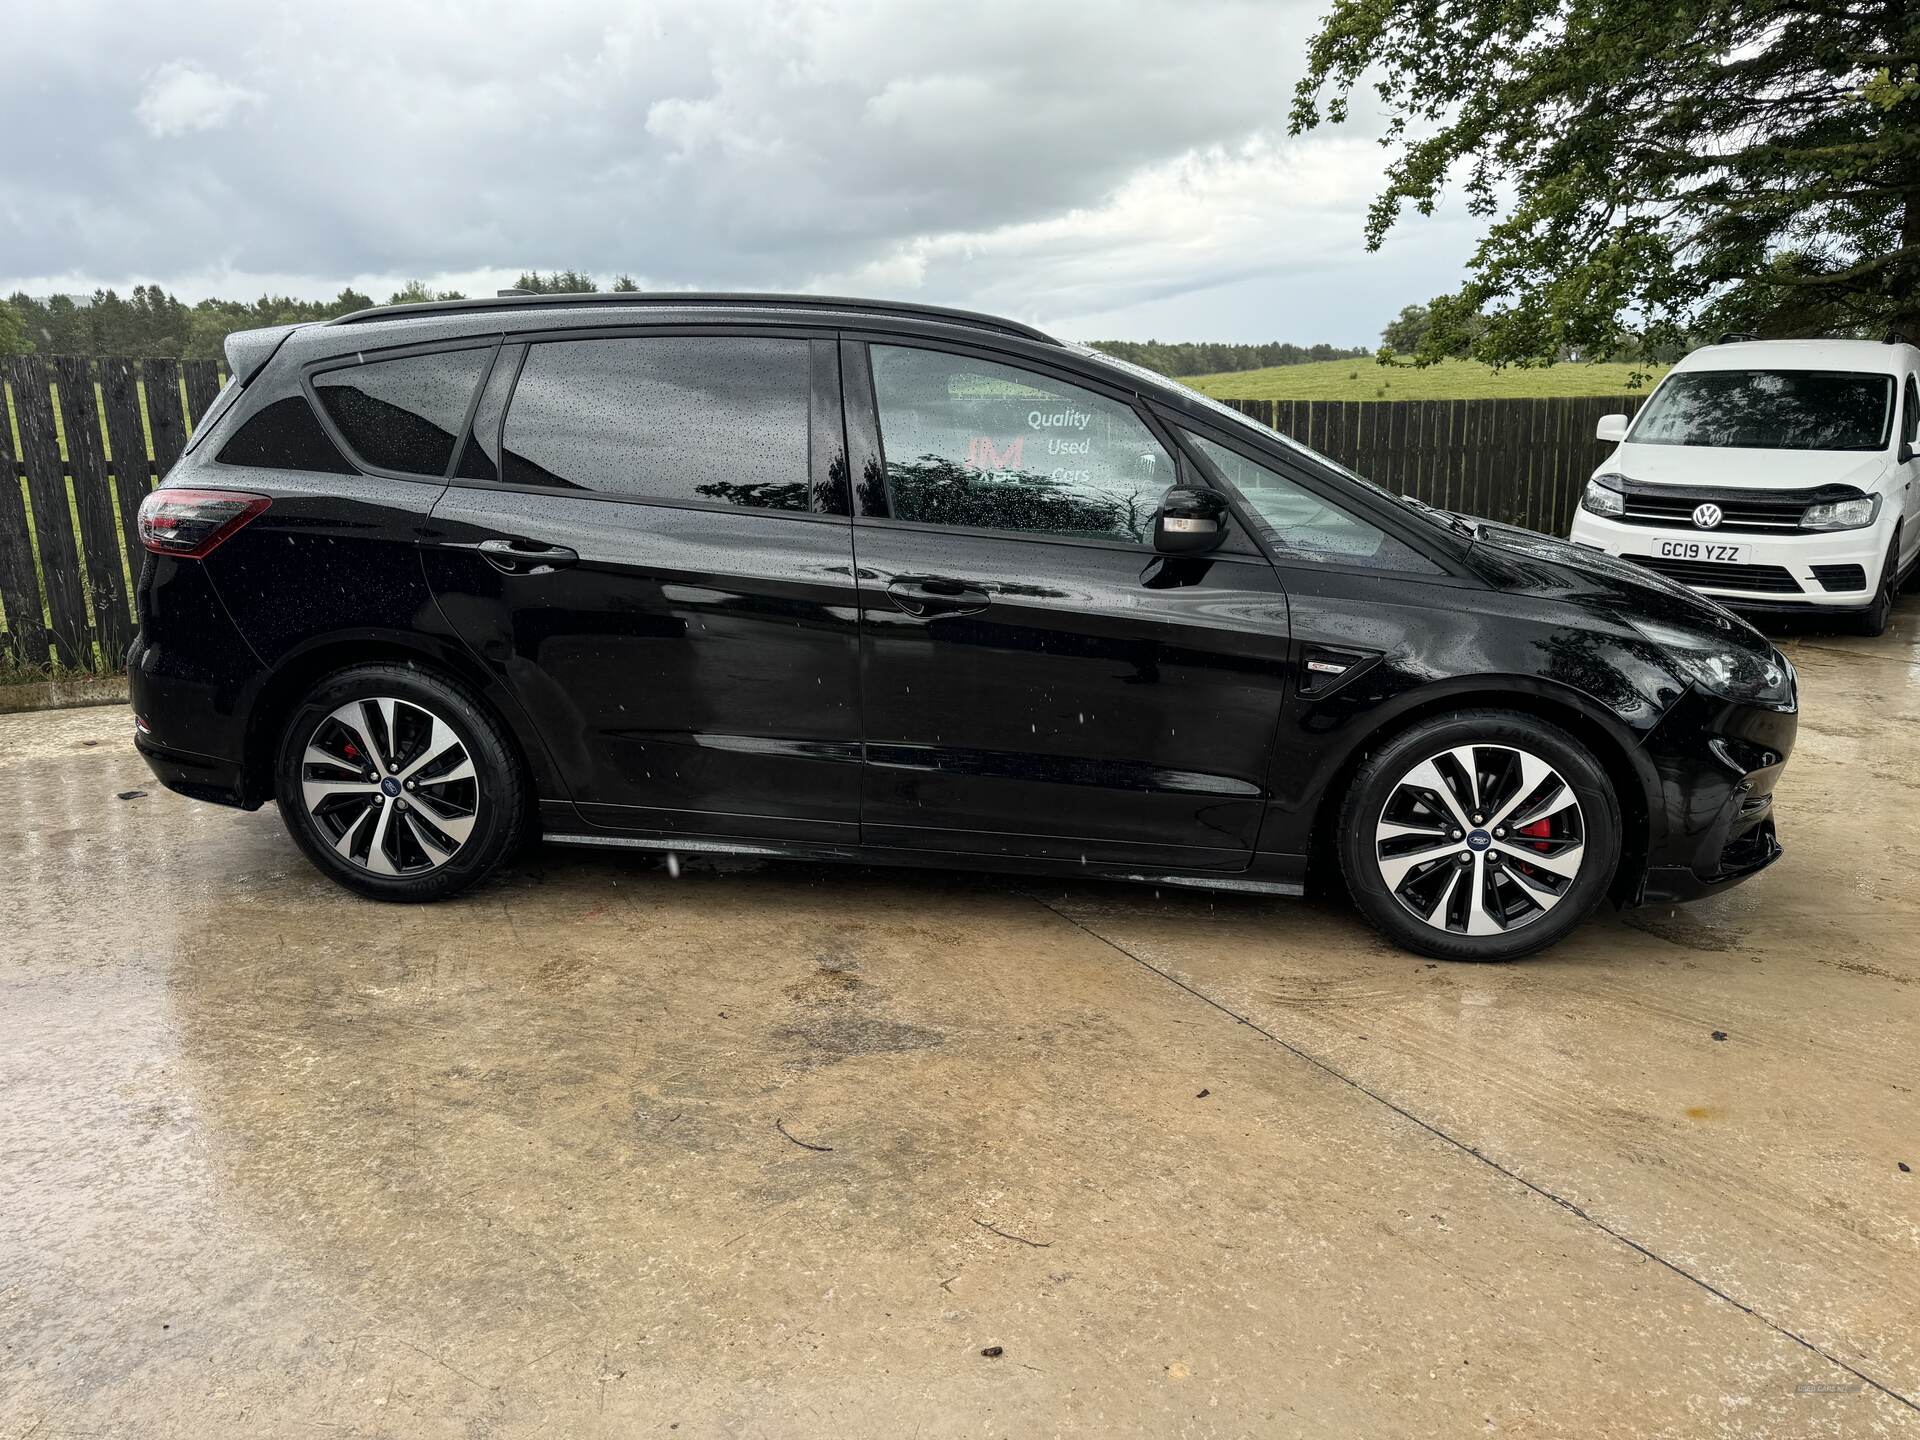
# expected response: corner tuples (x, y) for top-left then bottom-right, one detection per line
(1595, 413), (1630, 444)
(1153, 486), (1228, 555)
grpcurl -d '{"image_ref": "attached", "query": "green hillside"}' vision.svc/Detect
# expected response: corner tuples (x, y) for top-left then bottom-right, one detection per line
(1181, 356), (1668, 401)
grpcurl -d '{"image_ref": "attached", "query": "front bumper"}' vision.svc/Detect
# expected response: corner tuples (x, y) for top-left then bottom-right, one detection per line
(1569, 508), (1888, 609)
(1632, 685), (1795, 905)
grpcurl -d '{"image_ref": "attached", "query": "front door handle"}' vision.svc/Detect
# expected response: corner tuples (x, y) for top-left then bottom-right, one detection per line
(886, 574), (991, 618)
(470, 538), (579, 573)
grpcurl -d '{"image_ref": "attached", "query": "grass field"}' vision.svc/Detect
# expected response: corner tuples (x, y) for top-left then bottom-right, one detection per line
(1182, 356), (1669, 401)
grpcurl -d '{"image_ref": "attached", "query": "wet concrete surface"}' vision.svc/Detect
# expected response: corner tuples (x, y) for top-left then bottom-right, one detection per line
(3, 606), (1918, 1437)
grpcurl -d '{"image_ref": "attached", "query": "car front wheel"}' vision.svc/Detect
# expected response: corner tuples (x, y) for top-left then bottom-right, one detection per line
(274, 662), (524, 901)
(1337, 709), (1621, 960)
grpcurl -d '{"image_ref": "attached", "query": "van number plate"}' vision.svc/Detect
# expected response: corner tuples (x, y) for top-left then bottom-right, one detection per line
(1656, 539), (1747, 563)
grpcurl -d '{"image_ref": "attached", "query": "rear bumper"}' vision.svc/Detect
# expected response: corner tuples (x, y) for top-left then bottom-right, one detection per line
(1631, 686), (1795, 906)
(134, 730), (257, 810)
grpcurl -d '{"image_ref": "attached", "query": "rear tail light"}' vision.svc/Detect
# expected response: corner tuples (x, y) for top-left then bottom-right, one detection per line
(137, 488), (271, 558)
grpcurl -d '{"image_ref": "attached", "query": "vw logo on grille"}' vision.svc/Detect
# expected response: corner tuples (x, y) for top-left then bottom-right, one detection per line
(1692, 502), (1724, 530)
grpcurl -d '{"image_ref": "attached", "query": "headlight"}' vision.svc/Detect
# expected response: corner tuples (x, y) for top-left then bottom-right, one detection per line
(1627, 618), (1793, 705)
(1800, 494), (1879, 531)
(1581, 477), (1625, 517)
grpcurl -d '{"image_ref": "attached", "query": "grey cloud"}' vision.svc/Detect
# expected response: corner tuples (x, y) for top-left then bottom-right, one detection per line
(0, 0), (1456, 342)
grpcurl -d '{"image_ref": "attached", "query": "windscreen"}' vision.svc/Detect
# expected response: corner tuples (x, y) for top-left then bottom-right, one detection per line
(1628, 369), (1894, 452)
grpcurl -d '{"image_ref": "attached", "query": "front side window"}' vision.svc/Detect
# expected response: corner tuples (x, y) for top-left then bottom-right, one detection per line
(869, 345), (1172, 543)
(1905, 375), (1918, 446)
(1628, 370), (1895, 452)
(1187, 433), (1440, 573)
(500, 336), (811, 509)
(313, 348), (492, 476)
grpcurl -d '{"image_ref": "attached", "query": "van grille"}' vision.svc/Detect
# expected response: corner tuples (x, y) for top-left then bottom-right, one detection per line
(1611, 480), (1864, 535)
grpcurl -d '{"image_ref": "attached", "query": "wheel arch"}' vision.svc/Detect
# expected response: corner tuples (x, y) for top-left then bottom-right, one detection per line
(1303, 677), (1658, 906)
(239, 630), (560, 813)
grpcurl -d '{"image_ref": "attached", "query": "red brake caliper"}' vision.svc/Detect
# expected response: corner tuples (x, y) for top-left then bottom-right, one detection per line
(1517, 817), (1553, 852)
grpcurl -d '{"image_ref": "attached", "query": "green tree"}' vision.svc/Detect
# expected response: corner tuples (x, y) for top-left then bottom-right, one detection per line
(387, 281), (467, 306)
(1379, 304), (1431, 355)
(513, 269), (599, 294)
(611, 274), (641, 292)
(1291, 0), (1920, 365)
(0, 298), (29, 355)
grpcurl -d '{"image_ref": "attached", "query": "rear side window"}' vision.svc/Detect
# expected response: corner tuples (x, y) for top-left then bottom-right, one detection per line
(218, 396), (356, 474)
(500, 336), (811, 509)
(313, 348), (491, 476)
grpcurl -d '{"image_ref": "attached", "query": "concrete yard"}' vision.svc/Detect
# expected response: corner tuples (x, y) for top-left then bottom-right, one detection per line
(2, 608), (1917, 1438)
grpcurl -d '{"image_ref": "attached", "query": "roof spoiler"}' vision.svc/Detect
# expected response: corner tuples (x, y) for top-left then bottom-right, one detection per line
(222, 322), (302, 386)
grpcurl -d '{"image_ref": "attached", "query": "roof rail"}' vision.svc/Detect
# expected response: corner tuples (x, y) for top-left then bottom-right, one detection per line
(330, 291), (1060, 344)
(1715, 331), (1757, 344)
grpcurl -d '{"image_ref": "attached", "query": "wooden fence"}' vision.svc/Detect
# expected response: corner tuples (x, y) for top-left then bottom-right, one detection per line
(0, 356), (1644, 675)
(1, 355), (225, 674)
(1215, 394), (1646, 537)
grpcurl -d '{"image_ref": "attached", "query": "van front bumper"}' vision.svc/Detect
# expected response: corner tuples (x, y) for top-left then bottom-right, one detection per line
(1568, 509), (1891, 609)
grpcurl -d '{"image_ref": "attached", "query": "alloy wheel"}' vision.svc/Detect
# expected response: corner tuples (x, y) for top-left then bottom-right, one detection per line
(299, 696), (480, 876)
(1374, 744), (1586, 936)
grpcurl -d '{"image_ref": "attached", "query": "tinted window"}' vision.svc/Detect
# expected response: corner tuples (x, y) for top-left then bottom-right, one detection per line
(455, 344), (523, 483)
(1906, 375), (1919, 446)
(1187, 433), (1439, 573)
(313, 348), (491, 476)
(217, 396), (356, 474)
(869, 345), (1171, 543)
(501, 336), (810, 509)
(1629, 370), (1894, 452)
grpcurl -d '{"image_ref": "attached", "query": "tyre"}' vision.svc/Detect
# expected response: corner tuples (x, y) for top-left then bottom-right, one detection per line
(1336, 709), (1621, 961)
(274, 662), (525, 901)
(1851, 532), (1899, 636)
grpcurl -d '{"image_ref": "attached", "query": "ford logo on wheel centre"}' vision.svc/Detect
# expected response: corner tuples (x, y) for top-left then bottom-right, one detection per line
(1692, 502), (1724, 530)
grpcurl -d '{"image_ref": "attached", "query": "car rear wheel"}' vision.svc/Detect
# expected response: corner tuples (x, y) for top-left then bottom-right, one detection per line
(1337, 709), (1621, 960)
(274, 663), (524, 901)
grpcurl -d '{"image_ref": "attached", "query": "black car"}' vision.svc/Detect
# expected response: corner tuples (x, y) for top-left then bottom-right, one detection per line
(129, 293), (1796, 960)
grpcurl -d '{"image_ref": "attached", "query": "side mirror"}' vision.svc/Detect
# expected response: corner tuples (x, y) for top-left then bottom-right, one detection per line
(1901, 441), (1915, 465)
(1595, 413), (1629, 444)
(1153, 486), (1228, 555)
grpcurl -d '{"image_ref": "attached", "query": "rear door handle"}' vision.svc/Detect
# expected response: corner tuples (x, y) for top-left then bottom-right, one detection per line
(468, 538), (579, 573)
(886, 574), (991, 617)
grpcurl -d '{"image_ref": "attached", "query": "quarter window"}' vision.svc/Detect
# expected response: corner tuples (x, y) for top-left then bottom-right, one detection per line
(868, 345), (1172, 543)
(500, 336), (811, 509)
(313, 348), (492, 476)
(1186, 434), (1439, 573)
(1905, 375), (1918, 446)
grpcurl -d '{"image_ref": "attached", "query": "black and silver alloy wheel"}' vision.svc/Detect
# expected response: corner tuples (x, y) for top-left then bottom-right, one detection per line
(1337, 708), (1620, 961)
(300, 697), (480, 875)
(275, 663), (525, 901)
(1374, 744), (1585, 936)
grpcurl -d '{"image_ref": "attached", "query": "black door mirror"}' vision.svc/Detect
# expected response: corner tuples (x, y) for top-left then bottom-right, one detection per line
(1901, 441), (1915, 465)
(1153, 486), (1228, 555)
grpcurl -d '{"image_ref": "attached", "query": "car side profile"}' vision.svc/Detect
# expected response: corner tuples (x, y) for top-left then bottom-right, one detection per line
(130, 293), (1797, 960)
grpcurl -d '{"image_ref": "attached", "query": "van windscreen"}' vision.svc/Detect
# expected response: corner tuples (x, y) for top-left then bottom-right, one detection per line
(1629, 370), (1894, 452)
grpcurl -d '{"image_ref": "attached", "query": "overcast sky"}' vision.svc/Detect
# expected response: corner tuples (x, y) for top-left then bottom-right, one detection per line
(0, 0), (1480, 345)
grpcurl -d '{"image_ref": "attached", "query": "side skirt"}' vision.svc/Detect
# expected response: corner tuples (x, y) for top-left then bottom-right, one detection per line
(541, 829), (1306, 897)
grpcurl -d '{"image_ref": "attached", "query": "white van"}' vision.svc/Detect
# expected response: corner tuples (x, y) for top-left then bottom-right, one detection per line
(1568, 337), (1919, 634)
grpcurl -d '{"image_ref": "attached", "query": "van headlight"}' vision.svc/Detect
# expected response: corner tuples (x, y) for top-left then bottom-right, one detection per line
(1627, 619), (1794, 705)
(1581, 477), (1626, 518)
(1800, 494), (1879, 531)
